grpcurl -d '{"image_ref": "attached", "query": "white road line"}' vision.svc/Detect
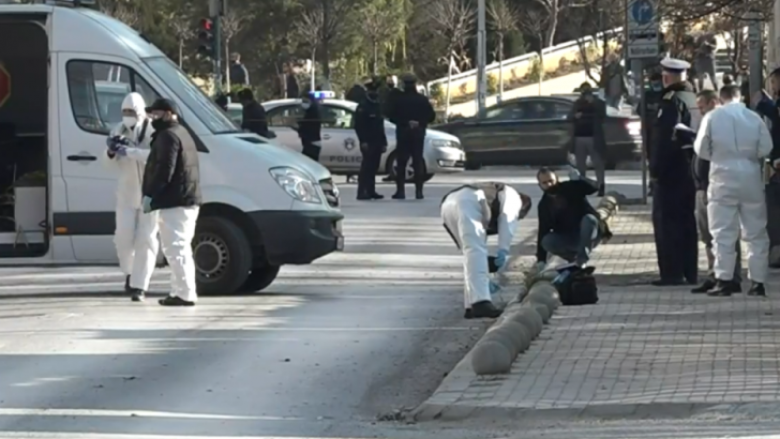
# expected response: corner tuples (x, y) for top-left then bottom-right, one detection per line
(0, 434), (372, 439)
(0, 408), (297, 421)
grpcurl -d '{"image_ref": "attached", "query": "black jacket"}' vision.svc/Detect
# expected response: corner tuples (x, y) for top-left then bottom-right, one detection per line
(241, 100), (269, 137)
(382, 87), (402, 119)
(388, 89), (436, 132)
(142, 121), (202, 211)
(650, 81), (696, 182)
(354, 96), (387, 147)
(297, 103), (322, 143)
(536, 180), (608, 262)
(345, 84), (367, 104)
(285, 73), (300, 99)
(691, 154), (710, 191)
(230, 63), (249, 86)
(755, 95), (780, 162)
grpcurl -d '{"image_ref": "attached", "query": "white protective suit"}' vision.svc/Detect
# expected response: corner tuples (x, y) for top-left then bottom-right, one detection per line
(103, 93), (160, 291)
(693, 100), (773, 283)
(441, 185), (523, 308)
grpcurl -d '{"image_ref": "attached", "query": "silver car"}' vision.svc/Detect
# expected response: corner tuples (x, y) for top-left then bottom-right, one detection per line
(233, 99), (466, 181)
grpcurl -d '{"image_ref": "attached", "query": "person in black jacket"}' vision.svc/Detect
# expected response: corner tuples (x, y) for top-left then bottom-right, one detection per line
(690, 90), (742, 294)
(229, 53), (250, 87)
(354, 79), (387, 200)
(346, 76), (370, 104)
(295, 92), (322, 162)
(142, 98), (202, 307)
(535, 168), (611, 272)
(387, 73), (436, 199)
(237, 88), (269, 137)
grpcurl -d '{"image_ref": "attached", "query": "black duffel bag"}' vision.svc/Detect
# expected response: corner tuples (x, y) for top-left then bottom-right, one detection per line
(554, 266), (599, 306)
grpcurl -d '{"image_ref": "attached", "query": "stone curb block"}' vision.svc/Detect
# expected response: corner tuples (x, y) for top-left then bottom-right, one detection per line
(471, 269), (561, 376)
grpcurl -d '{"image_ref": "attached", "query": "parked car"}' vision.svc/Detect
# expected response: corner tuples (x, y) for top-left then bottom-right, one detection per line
(434, 96), (642, 169)
(256, 99), (465, 181)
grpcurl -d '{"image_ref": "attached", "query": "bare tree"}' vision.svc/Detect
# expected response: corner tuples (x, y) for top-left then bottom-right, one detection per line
(527, 0), (564, 47)
(221, 8), (255, 89)
(429, 0), (475, 119)
(568, 0), (623, 85)
(169, 11), (195, 68)
(359, 1), (404, 75)
(98, 0), (139, 27)
(294, 9), (324, 91)
(487, 0), (519, 100)
(519, 8), (550, 95)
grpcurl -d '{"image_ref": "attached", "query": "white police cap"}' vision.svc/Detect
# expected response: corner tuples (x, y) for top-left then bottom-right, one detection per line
(659, 57), (690, 73)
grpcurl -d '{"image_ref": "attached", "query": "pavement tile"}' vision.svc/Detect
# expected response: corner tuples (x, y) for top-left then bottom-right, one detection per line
(420, 205), (780, 414)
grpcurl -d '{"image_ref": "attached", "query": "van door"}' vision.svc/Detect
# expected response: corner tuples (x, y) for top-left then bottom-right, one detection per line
(56, 55), (151, 262)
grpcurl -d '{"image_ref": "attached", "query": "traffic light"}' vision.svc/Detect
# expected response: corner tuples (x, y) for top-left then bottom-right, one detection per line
(198, 18), (214, 58)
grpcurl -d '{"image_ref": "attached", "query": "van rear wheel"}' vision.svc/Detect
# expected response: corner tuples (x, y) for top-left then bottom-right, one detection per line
(193, 216), (252, 295)
(240, 265), (281, 292)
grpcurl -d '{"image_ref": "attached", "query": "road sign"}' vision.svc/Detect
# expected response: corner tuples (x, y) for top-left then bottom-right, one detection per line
(626, 0), (659, 59)
(0, 65), (10, 109)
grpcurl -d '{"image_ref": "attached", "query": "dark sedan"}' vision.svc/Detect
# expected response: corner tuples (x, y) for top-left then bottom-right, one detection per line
(434, 96), (642, 169)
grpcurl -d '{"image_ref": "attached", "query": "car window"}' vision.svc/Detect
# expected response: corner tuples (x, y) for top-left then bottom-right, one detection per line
(267, 105), (304, 127)
(67, 61), (160, 134)
(321, 105), (353, 128)
(520, 101), (571, 120)
(484, 103), (524, 120)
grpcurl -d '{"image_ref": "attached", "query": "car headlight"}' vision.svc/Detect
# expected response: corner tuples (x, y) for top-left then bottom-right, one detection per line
(269, 167), (322, 204)
(430, 139), (462, 149)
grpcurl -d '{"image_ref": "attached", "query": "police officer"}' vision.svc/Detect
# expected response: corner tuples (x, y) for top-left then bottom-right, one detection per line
(650, 58), (700, 287)
(387, 73), (436, 200)
(754, 67), (780, 161)
(295, 91), (323, 162)
(640, 70), (663, 164)
(354, 78), (387, 200)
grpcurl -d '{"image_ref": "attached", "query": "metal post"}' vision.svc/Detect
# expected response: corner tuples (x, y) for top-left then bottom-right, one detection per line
(210, 0), (225, 94)
(632, 58), (648, 204)
(747, 10), (764, 97)
(476, 0), (487, 118)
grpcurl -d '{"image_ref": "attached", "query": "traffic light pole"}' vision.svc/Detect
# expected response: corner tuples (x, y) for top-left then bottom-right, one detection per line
(213, 16), (222, 94)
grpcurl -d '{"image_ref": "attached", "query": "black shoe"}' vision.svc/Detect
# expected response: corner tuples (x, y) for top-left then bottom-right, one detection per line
(464, 308), (473, 319)
(392, 192), (405, 200)
(707, 279), (740, 297)
(158, 295), (196, 307)
(691, 278), (716, 294)
(124, 275), (131, 293)
(747, 281), (766, 297)
(651, 278), (686, 287)
(467, 300), (502, 319)
(371, 193), (384, 200)
(130, 289), (145, 302)
(415, 188), (424, 200)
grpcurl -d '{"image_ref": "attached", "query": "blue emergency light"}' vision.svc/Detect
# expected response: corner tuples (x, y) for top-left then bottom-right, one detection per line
(310, 90), (335, 100)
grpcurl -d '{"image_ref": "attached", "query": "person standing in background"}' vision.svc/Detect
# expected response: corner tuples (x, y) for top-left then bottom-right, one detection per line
(693, 33), (718, 91)
(237, 88), (269, 138)
(283, 62), (300, 99)
(569, 83), (607, 196)
(346, 76), (371, 103)
(381, 75), (402, 183)
(295, 92), (323, 162)
(229, 53), (250, 87)
(354, 78), (387, 200)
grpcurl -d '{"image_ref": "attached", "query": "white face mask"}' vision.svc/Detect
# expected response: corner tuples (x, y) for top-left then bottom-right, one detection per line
(301, 102), (311, 110)
(122, 116), (137, 129)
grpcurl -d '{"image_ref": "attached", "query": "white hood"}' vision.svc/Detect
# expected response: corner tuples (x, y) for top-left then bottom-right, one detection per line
(122, 92), (147, 120)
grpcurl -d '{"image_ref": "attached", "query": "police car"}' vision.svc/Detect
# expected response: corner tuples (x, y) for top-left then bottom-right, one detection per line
(235, 92), (466, 181)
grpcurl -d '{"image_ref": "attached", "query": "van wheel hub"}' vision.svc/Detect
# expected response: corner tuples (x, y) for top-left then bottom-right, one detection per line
(194, 233), (229, 277)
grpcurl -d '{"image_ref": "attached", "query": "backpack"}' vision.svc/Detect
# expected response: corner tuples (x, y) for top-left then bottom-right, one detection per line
(554, 266), (599, 306)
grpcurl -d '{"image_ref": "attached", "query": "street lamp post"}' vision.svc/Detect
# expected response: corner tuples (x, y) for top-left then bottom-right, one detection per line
(476, 0), (487, 119)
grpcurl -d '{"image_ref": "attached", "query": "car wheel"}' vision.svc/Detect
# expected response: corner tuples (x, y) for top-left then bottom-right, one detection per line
(240, 264), (281, 292)
(386, 151), (429, 182)
(193, 216), (252, 295)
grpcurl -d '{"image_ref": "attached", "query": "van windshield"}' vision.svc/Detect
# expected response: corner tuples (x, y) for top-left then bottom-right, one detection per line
(143, 57), (240, 134)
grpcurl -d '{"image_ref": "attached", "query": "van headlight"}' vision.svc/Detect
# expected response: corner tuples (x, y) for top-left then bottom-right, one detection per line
(430, 139), (462, 150)
(269, 167), (322, 204)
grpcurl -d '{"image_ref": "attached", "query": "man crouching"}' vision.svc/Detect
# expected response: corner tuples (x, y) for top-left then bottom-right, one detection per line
(441, 182), (532, 319)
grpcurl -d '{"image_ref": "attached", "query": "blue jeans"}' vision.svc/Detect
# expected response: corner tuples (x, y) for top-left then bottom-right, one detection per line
(541, 214), (601, 266)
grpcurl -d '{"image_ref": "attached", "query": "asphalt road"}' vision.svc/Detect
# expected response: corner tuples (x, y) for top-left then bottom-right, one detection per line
(0, 169), (645, 439)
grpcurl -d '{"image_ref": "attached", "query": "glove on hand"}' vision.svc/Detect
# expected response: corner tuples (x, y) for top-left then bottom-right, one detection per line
(141, 196), (153, 214)
(568, 166), (581, 181)
(489, 280), (501, 295)
(494, 249), (509, 270)
(535, 261), (547, 273)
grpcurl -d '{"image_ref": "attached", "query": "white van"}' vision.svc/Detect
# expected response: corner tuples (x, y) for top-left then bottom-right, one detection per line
(0, 0), (344, 294)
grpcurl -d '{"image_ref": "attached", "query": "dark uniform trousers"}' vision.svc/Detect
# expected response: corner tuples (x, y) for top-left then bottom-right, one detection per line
(652, 178), (698, 282)
(302, 141), (321, 162)
(358, 144), (383, 196)
(395, 128), (425, 190)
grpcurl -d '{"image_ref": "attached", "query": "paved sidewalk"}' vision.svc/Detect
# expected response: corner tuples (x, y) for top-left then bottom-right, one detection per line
(417, 206), (780, 421)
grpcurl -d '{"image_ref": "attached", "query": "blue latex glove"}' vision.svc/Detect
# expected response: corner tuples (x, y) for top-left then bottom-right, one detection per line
(535, 261), (547, 273)
(494, 249), (509, 269)
(489, 280), (501, 295)
(568, 166), (581, 180)
(141, 196), (153, 214)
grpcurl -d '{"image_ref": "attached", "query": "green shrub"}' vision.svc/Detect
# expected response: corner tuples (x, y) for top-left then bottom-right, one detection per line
(527, 57), (542, 83)
(487, 74), (499, 94)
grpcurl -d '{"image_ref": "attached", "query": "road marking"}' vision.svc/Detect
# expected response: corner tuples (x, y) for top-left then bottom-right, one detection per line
(0, 434), (378, 439)
(0, 408), (297, 421)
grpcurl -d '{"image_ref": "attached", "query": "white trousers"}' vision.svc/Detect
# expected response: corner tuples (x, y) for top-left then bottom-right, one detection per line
(114, 207), (159, 291)
(158, 206), (200, 302)
(708, 178), (769, 283)
(441, 188), (491, 308)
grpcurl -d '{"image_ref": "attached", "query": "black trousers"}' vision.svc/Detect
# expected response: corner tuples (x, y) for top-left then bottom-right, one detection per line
(652, 179), (698, 282)
(358, 145), (382, 196)
(395, 130), (425, 192)
(301, 140), (321, 162)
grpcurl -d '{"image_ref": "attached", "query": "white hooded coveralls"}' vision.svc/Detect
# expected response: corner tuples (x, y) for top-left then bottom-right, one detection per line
(693, 100), (773, 283)
(103, 93), (160, 291)
(441, 185), (523, 308)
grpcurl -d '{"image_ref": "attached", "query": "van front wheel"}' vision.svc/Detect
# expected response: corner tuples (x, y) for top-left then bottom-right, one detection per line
(193, 216), (252, 295)
(240, 265), (281, 292)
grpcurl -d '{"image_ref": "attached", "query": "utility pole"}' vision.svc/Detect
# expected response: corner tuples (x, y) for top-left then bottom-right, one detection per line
(209, 0), (225, 94)
(746, 9), (764, 98)
(476, 0), (487, 119)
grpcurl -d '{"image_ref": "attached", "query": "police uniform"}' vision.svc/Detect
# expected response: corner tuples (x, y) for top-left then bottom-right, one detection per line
(755, 67), (780, 163)
(354, 86), (387, 200)
(650, 58), (699, 286)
